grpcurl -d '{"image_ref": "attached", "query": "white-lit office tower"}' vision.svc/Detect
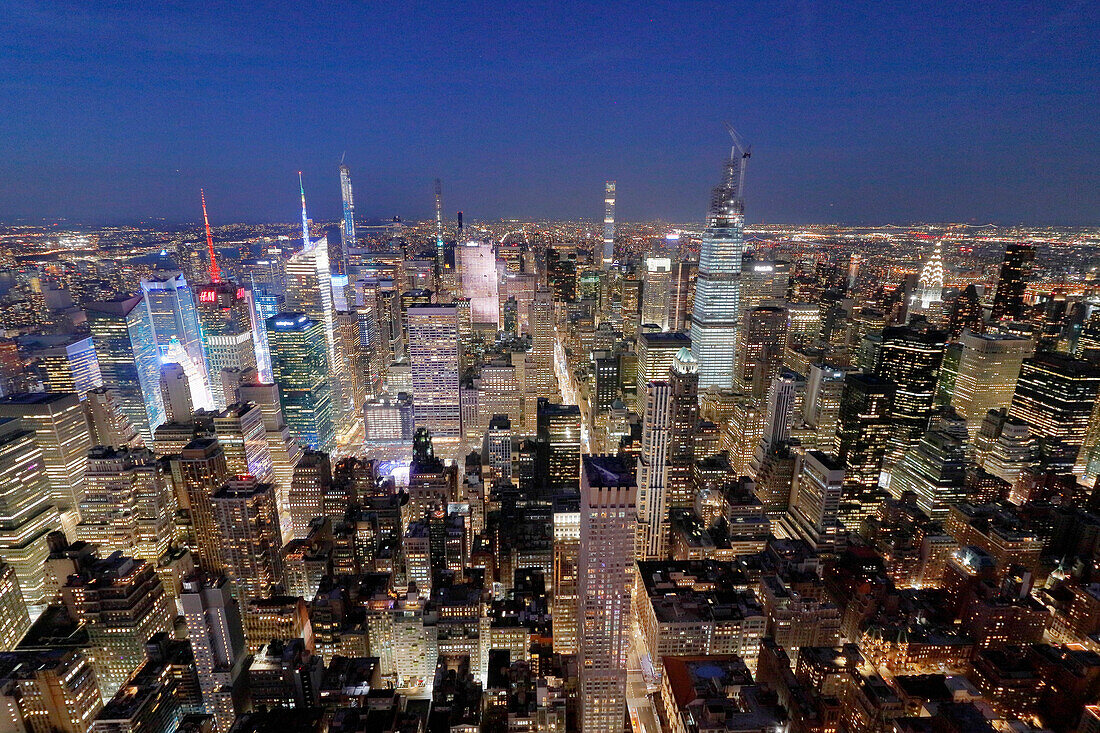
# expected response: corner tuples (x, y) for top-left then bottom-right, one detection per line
(0, 561), (29, 650)
(667, 262), (696, 333)
(285, 236), (337, 378)
(338, 162), (356, 276)
(477, 362), (523, 434)
(804, 364), (848, 451)
(736, 306), (788, 400)
(237, 380), (303, 544)
(140, 273), (210, 398)
(551, 502), (580, 655)
(0, 392), (92, 516)
(79, 447), (174, 563)
(636, 380), (671, 560)
(578, 455), (636, 733)
(951, 332), (1033, 438)
(457, 242), (499, 330)
(213, 403), (274, 482)
(159, 363), (192, 423)
(334, 311), (367, 419)
(763, 371), (803, 448)
(482, 415), (513, 486)
(602, 181), (616, 269)
(691, 135), (749, 390)
(211, 476), (282, 603)
(86, 296), (167, 444)
(741, 257), (790, 309)
(84, 387), (140, 449)
(0, 418), (61, 610)
(873, 325), (947, 470)
(181, 575), (247, 733)
(528, 289), (557, 399)
(641, 258), (672, 330)
(407, 305), (461, 459)
(636, 331), (692, 411)
(267, 314), (336, 454)
(172, 438), (229, 574)
(25, 335), (103, 399)
(784, 450), (845, 552)
(195, 283), (260, 410)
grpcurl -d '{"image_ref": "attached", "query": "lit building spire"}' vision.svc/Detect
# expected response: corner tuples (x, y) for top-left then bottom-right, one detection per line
(200, 189), (221, 283)
(299, 171), (310, 248)
(916, 240), (945, 309)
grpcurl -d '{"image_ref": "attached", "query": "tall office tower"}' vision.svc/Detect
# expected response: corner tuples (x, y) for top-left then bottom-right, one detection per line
(86, 296), (166, 444)
(171, 438), (229, 574)
(891, 425), (968, 520)
(741, 257), (791, 309)
(528, 290), (557, 399)
(285, 245), (336, 380)
(836, 373), (895, 529)
(913, 241), (945, 311)
(665, 348), (698, 510)
(804, 364), (847, 450)
(602, 181), (616, 268)
(667, 261), (696, 332)
(477, 361), (523, 435)
(213, 403), (273, 481)
(538, 399), (581, 492)
(737, 306), (788, 400)
(873, 325), (947, 470)
(729, 397), (764, 476)
(140, 273), (209, 393)
(195, 282), (259, 410)
(158, 363), (192, 423)
(691, 132), (750, 390)
(0, 393), (91, 514)
(59, 553), (173, 697)
(546, 248), (578, 303)
(288, 449), (332, 539)
(84, 387), (139, 449)
(237, 380), (304, 543)
(763, 371), (802, 448)
(336, 162), (355, 277)
(434, 179), (446, 292)
(641, 258), (672, 330)
(951, 332), (1032, 437)
(947, 284), (984, 339)
(406, 305), (461, 457)
(785, 450), (845, 552)
(334, 311), (366, 418)
(457, 242), (499, 329)
(25, 335), (103, 399)
(0, 418), (61, 610)
(577, 455), (635, 733)
(551, 502), (580, 655)
(482, 415), (513, 485)
(211, 476), (282, 603)
(990, 242), (1035, 321)
(621, 277), (642, 339)
(80, 447), (174, 563)
(635, 331), (691, 410)
(1009, 353), (1100, 454)
(267, 313), (335, 453)
(181, 575), (247, 733)
(0, 561), (29, 649)
(636, 380), (671, 560)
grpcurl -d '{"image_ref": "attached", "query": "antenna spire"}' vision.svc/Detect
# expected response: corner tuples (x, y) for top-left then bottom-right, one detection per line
(298, 171), (310, 248)
(200, 188), (222, 283)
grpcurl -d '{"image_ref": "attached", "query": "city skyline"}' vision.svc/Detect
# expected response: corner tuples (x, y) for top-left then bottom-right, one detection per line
(3, 2), (1098, 225)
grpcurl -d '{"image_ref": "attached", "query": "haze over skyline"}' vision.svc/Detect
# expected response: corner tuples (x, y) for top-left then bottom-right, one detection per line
(2, 1), (1098, 225)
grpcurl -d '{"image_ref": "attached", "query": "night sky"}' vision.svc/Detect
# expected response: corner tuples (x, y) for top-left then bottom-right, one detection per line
(2, 2), (1097, 225)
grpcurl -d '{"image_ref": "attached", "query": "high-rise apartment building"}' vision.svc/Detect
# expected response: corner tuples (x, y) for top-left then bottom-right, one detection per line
(785, 450), (845, 553)
(577, 455), (636, 733)
(338, 162), (356, 276)
(180, 575), (247, 733)
(86, 296), (166, 443)
(636, 380), (671, 560)
(211, 477), (282, 603)
(0, 392), (92, 514)
(691, 139), (749, 390)
(267, 313), (335, 453)
(602, 181), (616, 268)
(406, 305), (461, 457)
(0, 649), (103, 733)
(80, 447), (174, 563)
(457, 242), (499, 330)
(237, 380), (304, 543)
(951, 332), (1033, 437)
(990, 242), (1035, 322)
(0, 418), (61, 610)
(804, 364), (848, 451)
(212, 402), (273, 482)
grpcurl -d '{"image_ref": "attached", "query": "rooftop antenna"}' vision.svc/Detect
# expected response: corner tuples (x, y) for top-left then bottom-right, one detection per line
(200, 188), (221, 283)
(723, 122), (751, 198)
(298, 171), (310, 248)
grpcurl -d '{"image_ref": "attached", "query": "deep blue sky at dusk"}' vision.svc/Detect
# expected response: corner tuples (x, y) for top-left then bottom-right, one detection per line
(2, 1), (1097, 225)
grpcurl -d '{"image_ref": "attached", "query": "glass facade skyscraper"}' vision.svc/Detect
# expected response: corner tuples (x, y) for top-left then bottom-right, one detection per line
(267, 313), (335, 453)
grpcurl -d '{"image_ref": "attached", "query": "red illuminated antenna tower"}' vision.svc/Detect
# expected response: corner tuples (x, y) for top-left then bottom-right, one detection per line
(200, 188), (222, 283)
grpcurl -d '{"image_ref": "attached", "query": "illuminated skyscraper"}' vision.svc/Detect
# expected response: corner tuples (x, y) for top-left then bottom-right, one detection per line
(602, 181), (615, 269)
(665, 348), (699, 510)
(140, 273), (209, 396)
(636, 331), (691, 411)
(736, 306), (788, 400)
(666, 261), (696, 332)
(79, 447), (174, 563)
(406, 305), (461, 457)
(171, 438), (230, 574)
(212, 476), (282, 603)
(267, 314), (335, 453)
(990, 242), (1035, 322)
(551, 502), (580, 655)
(577, 455), (635, 733)
(24, 335), (103, 400)
(180, 575), (247, 733)
(1009, 353), (1100, 454)
(86, 296), (166, 444)
(873, 325), (946, 470)
(237, 380), (304, 544)
(0, 392), (91, 514)
(337, 161), (355, 276)
(457, 241), (499, 329)
(641, 257), (671, 330)
(195, 282), (259, 410)
(947, 284), (984, 339)
(636, 380), (671, 560)
(891, 418), (968, 520)
(537, 399), (581, 492)
(0, 561), (29, 650)
(691, 131), (749, 390)
(528, 290), (557, 399)
(805, 363), (848, 451)
(786, 450), (845, 552)
(213, 402), (274, 481)
(836, 373), (895, 529)
(914, 241), (945, 311)
(951, 332), (1032, 437)
(740, 256), (790, 310)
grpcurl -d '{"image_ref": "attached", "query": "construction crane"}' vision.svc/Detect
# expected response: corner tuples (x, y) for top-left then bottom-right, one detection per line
(723, 122), (751, 198)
